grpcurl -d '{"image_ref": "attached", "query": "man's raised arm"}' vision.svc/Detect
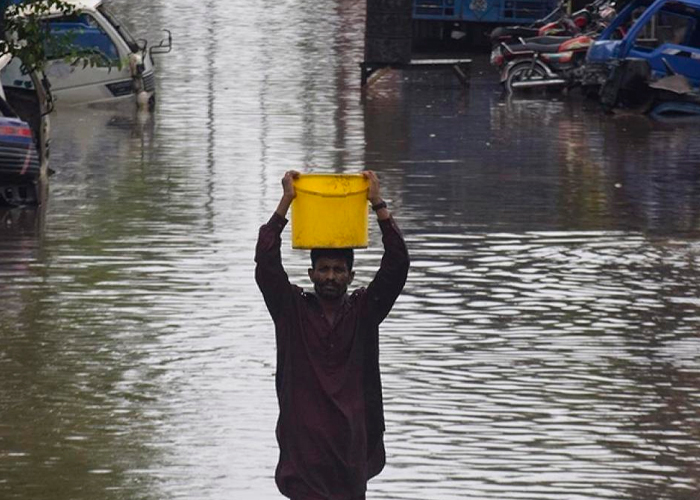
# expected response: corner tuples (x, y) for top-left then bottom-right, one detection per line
(254, 171), (299, 320)
(364, 171), (410, 325)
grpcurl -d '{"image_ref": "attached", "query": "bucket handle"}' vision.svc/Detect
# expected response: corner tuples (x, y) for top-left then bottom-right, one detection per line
(295, 186), (369, 198)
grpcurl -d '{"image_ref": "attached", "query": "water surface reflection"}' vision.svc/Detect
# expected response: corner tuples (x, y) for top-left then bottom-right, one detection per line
(1, 1), (700, 499)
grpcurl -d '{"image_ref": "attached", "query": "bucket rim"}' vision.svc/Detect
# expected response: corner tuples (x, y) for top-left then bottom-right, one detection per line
(294, 173), (367, 179)
(295, 186), (368, 198)
(292, 244), (368, 249)
(294, 173), (369, 198)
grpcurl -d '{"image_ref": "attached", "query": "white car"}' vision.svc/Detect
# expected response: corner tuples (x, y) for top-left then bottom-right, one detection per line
(5, 0), (171, 109)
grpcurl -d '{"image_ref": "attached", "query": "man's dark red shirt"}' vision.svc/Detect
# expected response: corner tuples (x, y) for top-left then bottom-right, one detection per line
(255, 213), (409, 500)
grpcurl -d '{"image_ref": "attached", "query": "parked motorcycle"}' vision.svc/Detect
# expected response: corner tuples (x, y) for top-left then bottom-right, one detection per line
(498, 35), (596, 93)
(489, 2), (567, 44)
(490, 0), (617, 94)
(489, 0), (615, 46)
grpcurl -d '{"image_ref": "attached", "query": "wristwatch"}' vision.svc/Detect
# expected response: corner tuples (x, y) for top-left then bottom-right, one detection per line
(371, 200), (387, 212)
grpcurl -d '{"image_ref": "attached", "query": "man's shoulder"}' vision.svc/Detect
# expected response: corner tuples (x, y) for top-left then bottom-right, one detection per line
(280, 285), (315, 313)
(296, 288), (368, 299)
(350, 287), (368, 301)
(273, 283), (307, 303)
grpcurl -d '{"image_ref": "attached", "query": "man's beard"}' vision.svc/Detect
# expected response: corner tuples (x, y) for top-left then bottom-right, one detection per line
(314, 281), (347, 300)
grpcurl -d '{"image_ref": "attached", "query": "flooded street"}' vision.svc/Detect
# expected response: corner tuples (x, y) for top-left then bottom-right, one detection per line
(2, 0), (700, 499)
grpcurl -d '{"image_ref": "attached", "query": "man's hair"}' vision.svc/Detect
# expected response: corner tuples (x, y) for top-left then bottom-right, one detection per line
(310, 248), (354, 271)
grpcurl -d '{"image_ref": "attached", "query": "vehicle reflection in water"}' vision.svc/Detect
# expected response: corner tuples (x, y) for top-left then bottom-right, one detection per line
(364, 61), (700, 235)
(0, 1), (699, 500)
(0, 205), (45, 324)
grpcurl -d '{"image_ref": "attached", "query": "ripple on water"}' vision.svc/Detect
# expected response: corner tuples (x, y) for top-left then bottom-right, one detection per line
(377, 231), (700, 499)
(1, 0), (699, 498)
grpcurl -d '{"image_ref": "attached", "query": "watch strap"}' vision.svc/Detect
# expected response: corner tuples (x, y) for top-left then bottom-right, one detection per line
(371, 200), (387, 212)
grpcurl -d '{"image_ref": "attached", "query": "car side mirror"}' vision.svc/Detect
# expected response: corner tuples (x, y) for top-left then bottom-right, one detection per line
(150, 30), (173, 56)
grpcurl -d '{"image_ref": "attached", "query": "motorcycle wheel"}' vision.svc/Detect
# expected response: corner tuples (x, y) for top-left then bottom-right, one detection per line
(505, 62), (548, 94)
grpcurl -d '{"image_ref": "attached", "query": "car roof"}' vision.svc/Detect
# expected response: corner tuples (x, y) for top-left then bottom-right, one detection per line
(62, 0), (103, 9)
(47, 0), (103, 13)
(11, 0), (103, 16)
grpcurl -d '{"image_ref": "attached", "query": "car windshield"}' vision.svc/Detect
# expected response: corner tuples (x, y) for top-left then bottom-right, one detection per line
(97, 5), (140, 52)
(44, 14), (120, 64)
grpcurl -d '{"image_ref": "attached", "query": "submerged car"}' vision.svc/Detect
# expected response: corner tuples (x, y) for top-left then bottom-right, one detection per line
(0, 54), (51, 206)
(4, 0), (171, 109)
(586, 0), (700, 100)
(0, 115), (42, 205)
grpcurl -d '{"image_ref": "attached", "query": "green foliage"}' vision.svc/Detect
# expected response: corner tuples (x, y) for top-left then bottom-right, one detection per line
(0, 0), (112, 73)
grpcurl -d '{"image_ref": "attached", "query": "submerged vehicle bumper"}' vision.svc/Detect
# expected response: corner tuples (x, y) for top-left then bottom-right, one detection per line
(54, 83), (156, 109)
(0, 118), (41, 181)
(0, 141), (41, 180)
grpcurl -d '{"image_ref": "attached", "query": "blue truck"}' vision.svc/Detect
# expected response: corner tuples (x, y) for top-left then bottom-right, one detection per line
(413, 0), (559, 44)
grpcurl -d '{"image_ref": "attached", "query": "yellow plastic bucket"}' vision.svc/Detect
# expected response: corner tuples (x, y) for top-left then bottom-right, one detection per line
(292, 174), (369, 249)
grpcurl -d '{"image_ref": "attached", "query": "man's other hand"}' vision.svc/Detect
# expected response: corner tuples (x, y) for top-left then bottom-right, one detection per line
(363, 171), (382, 206)
(282, 170), (300, 201)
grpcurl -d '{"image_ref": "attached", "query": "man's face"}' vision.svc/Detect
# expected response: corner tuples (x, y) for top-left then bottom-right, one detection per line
(308, 257), (354, 300)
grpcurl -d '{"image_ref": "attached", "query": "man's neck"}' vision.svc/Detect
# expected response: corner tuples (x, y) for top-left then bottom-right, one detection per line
(317, 294), (345, 310)
(316, 294), (346, 324)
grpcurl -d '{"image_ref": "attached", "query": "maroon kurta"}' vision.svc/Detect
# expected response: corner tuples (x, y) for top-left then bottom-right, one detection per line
(255, 213), (409, 500)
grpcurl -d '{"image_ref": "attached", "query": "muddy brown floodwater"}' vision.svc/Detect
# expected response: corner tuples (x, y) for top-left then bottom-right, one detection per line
(1, 1), (700, 499)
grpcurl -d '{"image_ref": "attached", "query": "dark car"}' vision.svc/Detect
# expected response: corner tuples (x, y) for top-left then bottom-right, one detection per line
(0, 54), (51, 207)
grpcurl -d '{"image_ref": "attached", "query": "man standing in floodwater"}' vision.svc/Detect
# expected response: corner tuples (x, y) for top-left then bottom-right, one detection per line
(255, 170), (410, 500)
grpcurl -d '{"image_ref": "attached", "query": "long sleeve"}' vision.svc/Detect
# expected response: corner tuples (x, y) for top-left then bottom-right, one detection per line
(366, 216), (410, 325)
(255, 212), (293, 321)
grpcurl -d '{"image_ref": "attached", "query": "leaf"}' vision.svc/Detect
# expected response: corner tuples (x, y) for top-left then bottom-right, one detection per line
(2, 0), (79, 73)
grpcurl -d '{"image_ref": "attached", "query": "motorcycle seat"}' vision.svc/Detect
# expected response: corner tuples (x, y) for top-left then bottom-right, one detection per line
(490, 26), (539, 42)
(525, 36), (572, 45)
(505, 41), (564, 54)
